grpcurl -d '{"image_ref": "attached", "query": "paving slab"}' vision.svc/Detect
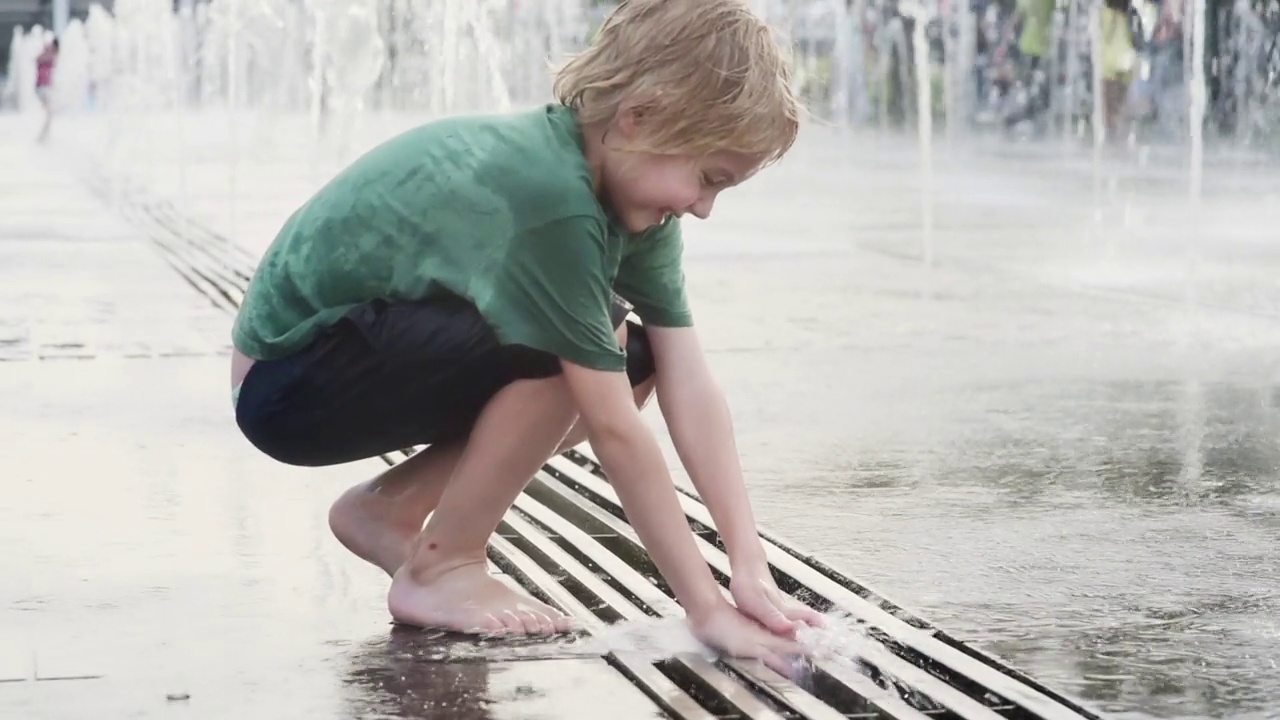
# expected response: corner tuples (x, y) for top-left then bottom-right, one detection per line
(0, 141), (230, 363)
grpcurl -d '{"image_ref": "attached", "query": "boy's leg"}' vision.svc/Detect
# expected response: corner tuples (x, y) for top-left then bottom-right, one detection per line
(329, 378), (654, 577)
(555, 377), (654, 452)
(328, 441), (465, 576)
(328, 319), (655, 577)
(387, 374), (580, 635)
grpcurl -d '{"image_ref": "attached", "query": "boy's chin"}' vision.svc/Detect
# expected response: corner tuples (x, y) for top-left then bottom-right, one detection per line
(623, 211), (668, 233)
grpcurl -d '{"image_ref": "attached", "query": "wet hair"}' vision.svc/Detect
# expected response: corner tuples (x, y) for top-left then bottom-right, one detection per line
(553, 0), (800, 169)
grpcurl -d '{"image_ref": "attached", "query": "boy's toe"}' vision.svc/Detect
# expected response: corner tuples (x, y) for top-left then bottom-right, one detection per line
(500, 609), (531, 634)
(529, 611), (558, 635)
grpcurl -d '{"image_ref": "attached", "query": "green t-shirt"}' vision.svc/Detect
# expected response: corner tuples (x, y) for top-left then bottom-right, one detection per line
(232, 104), (693, 373)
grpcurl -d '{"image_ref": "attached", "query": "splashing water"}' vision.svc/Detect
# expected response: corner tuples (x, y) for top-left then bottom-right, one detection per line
(796, 610), (879, 668)
(572, 617), (715, 662)
(422, 610), (900, 697)
(563, 611), (886, 675)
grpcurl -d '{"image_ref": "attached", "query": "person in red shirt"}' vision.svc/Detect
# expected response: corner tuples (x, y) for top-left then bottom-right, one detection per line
(35, 38), (59, 143)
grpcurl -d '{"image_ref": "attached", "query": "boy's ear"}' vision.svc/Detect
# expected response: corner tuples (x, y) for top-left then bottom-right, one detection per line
(614, 101), (650, 140)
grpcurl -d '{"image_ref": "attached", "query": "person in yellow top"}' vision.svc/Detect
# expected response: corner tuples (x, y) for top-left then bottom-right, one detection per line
(1003, 0), (1055, 129)
(1098, 0), (1140, 141)
(1016, 0), (1055, 64)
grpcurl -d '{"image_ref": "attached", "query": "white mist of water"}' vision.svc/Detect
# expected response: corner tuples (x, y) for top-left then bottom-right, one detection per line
(946, 0), (978, 143)
(795, 610), (883, 669)
(573, 617), (716, 662)
(1089, 1), (1106, 150)
(532, 610), (893, 685)
(4, 25), (51, 113)
(899, 0), (936, 289)
(1188, 0), (1207, 202)
(1061, 0), (1081, 148)
(912, 10), (934, 271)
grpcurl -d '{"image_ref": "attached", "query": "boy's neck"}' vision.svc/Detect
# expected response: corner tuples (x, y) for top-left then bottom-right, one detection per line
(579, 120), (609, 197)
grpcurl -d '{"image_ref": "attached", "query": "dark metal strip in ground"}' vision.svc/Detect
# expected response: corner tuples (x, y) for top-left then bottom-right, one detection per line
(494, 522), (745, 720)
(567, 446), (932, 628)
(713, 664), (864, 720)
(487, 533), (717, 720)
(139, 206), (250, 296)
(123, 203), (248, 306)
(106, 197), (240, 312)
(600, 448), (1088, 720)
(545, 454), (1094, 720)
(496, 509), (778, 717)
(80, 172), (255, 309)
(144, 203), (258, 278)
(499, 510), (794, 720)
(515, 477), (947, 720)
(542, 458), (1016, 715)
(525, 474), (963, 716)
(145, 231), (242, 313)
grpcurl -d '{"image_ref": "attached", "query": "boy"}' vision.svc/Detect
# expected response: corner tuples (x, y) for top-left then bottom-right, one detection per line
(230, 0), (821, 671)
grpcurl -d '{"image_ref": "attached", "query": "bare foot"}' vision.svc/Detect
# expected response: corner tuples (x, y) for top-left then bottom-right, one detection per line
(328, 482), (418, 576)
(388, 561), (574, 635)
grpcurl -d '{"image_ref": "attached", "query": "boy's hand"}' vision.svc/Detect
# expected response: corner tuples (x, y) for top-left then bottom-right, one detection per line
(689, 601), (808, 677)
(729, 564), (826, 637)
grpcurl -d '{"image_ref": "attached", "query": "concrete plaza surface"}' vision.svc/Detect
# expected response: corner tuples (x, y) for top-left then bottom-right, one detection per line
(5, 107), (1280, 718)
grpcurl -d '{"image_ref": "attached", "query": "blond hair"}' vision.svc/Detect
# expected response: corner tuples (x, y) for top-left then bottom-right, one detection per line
(554, 0), (799, 168)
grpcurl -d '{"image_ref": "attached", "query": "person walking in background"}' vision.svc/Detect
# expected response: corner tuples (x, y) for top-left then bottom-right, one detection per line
(1002, 0), (1055, 131)
(35, 38), (59, 143)
(1099, 0), (1139, 143)
(1147, 0), (1185, 141)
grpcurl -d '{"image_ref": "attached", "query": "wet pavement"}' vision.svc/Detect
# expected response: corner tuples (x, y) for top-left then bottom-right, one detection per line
(8, 109), (1280, 718)
(696, 139), (1280, 719)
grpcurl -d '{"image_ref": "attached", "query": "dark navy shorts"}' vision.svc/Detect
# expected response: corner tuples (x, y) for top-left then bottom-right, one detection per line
(234, 294), (654, 467)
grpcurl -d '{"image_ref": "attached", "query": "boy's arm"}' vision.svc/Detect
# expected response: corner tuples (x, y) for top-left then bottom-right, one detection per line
(645, 324), (764, 566)
(559, 360), (724, 620)
(646, 324), (824, 633)
(561, 359), (812, 661)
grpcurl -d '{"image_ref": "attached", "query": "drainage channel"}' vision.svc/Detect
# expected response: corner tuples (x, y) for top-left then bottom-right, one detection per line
(93, 171), (1106, 720)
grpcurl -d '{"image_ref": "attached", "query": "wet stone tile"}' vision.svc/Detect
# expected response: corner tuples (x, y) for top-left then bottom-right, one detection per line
(0, 648), (29, 684)
(0, 336), (32, 362)
(30, 649), (105, 683)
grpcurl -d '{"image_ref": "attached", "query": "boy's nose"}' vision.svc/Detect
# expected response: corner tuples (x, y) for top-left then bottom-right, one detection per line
(688, 196), (715, 220)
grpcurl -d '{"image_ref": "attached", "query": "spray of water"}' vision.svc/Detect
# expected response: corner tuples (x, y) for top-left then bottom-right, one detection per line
(795, 610), (881, 668)
(572, 617), (716, 662)
(562, 611), (890, 673)
(433, 609), (900, 697)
